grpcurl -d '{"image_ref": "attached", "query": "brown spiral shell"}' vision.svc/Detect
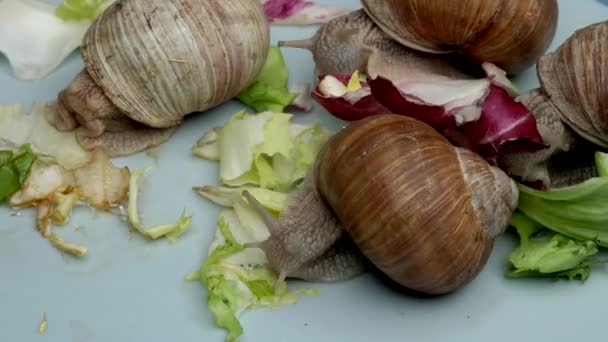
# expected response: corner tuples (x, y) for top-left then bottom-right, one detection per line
(537, 20), (608, 148)
(361, 0), (558, 74)
(81, 0), (270, 128)
(316, 115), (518, 294)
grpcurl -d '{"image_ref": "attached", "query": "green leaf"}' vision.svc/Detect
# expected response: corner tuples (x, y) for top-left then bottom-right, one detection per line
(0, 145), (36, 204)
(0, 165), (20, 203)
(595, 151), (608, 177)
(237, 47), (297, 113)
(0, 151), (13, 165)
(247, 280), (276, 299)
(127, 167), (193, 241)
(12, 144), (36, 183)
(506, 211), (599, 280)
(506, 265), (591, 281)
(194, 185), (286, 213)
(55, 0), (113, 21)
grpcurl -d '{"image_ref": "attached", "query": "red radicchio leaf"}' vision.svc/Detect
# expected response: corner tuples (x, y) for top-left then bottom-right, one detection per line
(368, 76), (546, 160)
(465, 84), (547, 158)
(312, 74), (391, 121)
(261, 0), (352, 25)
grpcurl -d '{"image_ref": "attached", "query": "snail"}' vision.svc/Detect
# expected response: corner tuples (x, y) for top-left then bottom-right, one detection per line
(45, 0), (270, 156)
(278, 10), (472, 81)
(245, 114), (519, 295)
(499, 20), (608, 189)
(279, 1), (558, 77)
(361, 0), (559, 74)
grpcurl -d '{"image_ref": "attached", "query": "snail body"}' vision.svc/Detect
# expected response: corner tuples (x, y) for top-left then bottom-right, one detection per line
(246, 115), (519, 295)
(279, 10), (471, 81)
(46, 0), (270, 156)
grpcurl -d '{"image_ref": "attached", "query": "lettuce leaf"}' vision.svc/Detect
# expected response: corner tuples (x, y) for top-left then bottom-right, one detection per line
(215, 110), (331, 192)
(508, 152), (608, 280)
(200, 210), (310, 342)
(0, 144), (36, 203)
(506, 211), (598, 279)
(193, 185), (286, 213)
(237, 47), (297, 113)
(55, 0), (113, 21)
(218, 111), (294, 189)
(127, 167), (192, 241)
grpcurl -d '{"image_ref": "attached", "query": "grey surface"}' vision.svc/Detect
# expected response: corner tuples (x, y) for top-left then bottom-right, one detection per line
(2, 0), (608, 341)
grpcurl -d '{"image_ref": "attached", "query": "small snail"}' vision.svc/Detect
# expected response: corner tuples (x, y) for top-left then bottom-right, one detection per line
(246, 114), (519, 295)
(46, 0), (270, 156)
(361, 0), (559, 74)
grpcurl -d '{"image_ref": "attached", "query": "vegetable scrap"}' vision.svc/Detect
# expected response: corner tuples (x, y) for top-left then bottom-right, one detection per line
(0, 144), (35, 204)
(261, 0), (352, 25)
(507, 152), (608, 280)
(38, 312), (47, 335)
(54, 0), (113, 21)
(192, 109), (329, 341)
(314, 68), (545, 161)
(312, 72), (390, 121)
(127, 167), (192, 242)
(237, 47), (298, 113)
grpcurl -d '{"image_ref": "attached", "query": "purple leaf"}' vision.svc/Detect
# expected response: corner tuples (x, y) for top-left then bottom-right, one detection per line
(261, 0), (352, 25)
(312, 74), (390, 121)
(368, 76), (545, 160)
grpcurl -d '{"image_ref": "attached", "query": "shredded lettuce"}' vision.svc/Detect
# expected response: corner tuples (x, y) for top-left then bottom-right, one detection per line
(127, 167), (192, 241)
(212, 110), (331, 191)
(192, 127), (220, 161)
(55, 0), (114, 21)
(516, 152), (608, 246)
(237, 47), (298, 113)
(508, 151), (608, 280)
(194, 185), (286, 213)
(0, 144), (36, 203)
(200, 211), (309, 342)
(506, 211), (599, 280)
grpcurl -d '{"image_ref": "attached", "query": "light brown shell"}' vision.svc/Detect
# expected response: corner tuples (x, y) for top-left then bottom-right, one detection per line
(316, 115), (518, 295)
(81, 0), (270, 128)
(537, 21), (608, 148)
(361, 0), (558, 74)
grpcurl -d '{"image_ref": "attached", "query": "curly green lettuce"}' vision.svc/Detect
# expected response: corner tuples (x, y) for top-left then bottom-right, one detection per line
(509, 151), (608, 280)
(237, 47), (298, 113)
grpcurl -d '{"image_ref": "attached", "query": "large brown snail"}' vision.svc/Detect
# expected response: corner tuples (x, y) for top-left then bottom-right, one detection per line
(361, 0), (559, 74)
(45, 0), (270, 156)
(245, 114), (519, 295)
(279, 0), (558, 76)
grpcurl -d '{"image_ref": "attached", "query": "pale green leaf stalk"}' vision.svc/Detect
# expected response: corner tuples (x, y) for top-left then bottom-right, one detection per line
(127, 167), (192, 241)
